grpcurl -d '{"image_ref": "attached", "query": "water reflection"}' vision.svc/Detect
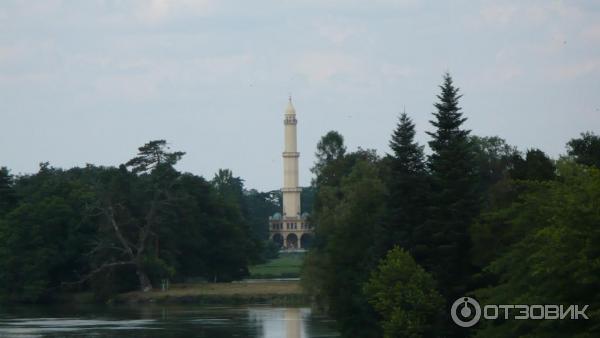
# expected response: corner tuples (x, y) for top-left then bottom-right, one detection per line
(0, 305), (339, 338)
(249, 307), (311, 338)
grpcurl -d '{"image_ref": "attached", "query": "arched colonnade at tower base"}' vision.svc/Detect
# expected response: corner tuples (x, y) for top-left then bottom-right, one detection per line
(271, 232), (313, 250)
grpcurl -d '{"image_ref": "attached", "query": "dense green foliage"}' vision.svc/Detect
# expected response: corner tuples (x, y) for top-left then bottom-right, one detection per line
(0, 167), (17, 216)
(420, 74), (479, 302)
(303, 149), (386, 337)
(364, 247), (444, 338)
(302, 73), (599, 337)
(470, 135), (519, 196)
(509, 148), (556, 181)
(566, 131), (600, 168)
(0, 141), (279, 302)
(471, 161), (600, 337)
(384, 113), (428, 253)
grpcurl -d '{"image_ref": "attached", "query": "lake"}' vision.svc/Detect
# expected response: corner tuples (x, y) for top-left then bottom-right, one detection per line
(0, 304), (339, 337)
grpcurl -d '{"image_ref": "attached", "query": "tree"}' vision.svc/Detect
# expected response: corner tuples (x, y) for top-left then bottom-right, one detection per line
(87, 140), (187, 291)
(0, 167), (17, 216)
(390, 113), (426, 174)
(207, 169), (256, 279)
(419, 73), (479, 301)
(566, 131), (600, 169)
(473, 161), (600, 337)
(301, 185), (316, 214)
(470, 136), (519, 190)
(153, 172), (213, 281)
(0, 141), (286, 302)
(311, 130), (347, 186)
(509, 148), (555, 181)
(384, 112), (428, 252)
(125, 140), (185, 174)
(364, 247), (444, 338)
(244, 189), (280, 241)
(0, 165), (97, 302)
(303, 148), (386, 337)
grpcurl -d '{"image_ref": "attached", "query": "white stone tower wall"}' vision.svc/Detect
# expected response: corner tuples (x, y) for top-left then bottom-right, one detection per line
(282, 98), (301, 217)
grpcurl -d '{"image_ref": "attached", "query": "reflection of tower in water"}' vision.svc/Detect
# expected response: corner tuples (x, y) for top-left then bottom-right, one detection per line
(247, 307), (308, 338)
(285, 308), (300, 338)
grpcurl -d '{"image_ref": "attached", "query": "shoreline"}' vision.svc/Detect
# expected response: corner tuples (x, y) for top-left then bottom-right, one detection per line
(112, 280), (309, 306)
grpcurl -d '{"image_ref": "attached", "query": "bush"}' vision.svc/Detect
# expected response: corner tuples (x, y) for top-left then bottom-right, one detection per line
(364, 246), (444, 338)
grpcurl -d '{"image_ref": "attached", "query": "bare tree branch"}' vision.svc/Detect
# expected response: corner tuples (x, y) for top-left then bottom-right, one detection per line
(62, 261), (135, 287)
(105, 206), (135, 259)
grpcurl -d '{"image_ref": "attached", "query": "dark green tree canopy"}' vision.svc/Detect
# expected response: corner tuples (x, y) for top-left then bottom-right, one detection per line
(0, 167), (17, 216)
(383, 112), (429, 254)
(509, 148), (556, 181)
(421, 73), (480, 304)
(125, 140), (185, 174)
(364, 246), (444, 338)
(0, 140), (266, 301)
(212, 169), (244, 199)
(311, 130), (347, 180)
(302, 73), (598, 338)
(470, 135), (521, 207)
(315, 130), (346, 163)
(427, 73), (469, 154)
(472, 161), (600, 337)
(389, 112), (425, 174)
(304, 152), (386, 337)
(567, 131), (600, 169)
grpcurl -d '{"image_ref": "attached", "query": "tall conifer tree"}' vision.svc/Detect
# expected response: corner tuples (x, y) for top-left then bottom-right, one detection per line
(417, 73), (479, 300)
(385, 113), (428, 252)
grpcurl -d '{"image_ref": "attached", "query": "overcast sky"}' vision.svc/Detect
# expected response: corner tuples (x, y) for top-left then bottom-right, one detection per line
(1, 0), (599, 191)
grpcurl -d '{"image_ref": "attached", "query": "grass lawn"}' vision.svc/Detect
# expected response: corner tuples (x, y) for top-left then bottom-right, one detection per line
(249, 253), (305, 278)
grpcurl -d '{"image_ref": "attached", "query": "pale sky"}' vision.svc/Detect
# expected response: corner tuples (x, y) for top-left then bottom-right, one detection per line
(1, 0), (599, 191)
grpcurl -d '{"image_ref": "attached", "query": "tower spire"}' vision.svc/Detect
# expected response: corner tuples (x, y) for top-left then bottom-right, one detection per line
(285, 95), (296, 115)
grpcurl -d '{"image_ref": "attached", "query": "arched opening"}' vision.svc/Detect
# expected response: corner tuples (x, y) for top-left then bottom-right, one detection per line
(300, 233), (313, 249)
(286, 233), (298, 249)
(272, 233), (284, 248)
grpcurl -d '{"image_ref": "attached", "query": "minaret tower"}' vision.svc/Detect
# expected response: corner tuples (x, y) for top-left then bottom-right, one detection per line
(282, 97), (301, 217)
(268, 97), (312, 250)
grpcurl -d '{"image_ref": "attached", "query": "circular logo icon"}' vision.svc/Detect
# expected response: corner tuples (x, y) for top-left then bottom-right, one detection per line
(451, 297), (481, 327)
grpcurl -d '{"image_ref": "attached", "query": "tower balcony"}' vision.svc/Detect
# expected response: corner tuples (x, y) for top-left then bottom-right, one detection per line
(284, 116), (297, 125)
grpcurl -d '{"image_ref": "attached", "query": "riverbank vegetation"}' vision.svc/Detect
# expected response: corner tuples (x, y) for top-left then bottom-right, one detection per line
(0, 141), (290, 303)
(302, 73), (600, 337)
(114, 280), (306, 305)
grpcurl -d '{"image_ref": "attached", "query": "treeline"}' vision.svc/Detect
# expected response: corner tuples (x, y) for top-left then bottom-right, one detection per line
(0, 140), (286, 302)
(302, 73), (600, 337)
